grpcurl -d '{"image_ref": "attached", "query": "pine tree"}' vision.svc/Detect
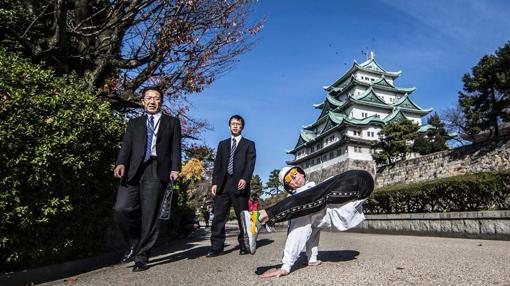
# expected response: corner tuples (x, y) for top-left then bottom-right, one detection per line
(372, 119), (419, 164)
(413, 113), (449, 155)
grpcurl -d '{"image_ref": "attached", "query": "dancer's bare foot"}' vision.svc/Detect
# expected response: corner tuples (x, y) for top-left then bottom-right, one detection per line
(307, 260), (322, 267)
(260, 268), (289, 278)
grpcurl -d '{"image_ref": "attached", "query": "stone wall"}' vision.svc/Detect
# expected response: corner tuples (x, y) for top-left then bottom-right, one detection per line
(376, 137), (510, 188)
(352, 210), (510, 240)
(306, 159), (376, 184)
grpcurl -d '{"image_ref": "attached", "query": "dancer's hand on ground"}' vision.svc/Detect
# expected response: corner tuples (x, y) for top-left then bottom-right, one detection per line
(238, 179), (246, 190)
(211, 185), (217, 196)
(260, 268), (289, 278)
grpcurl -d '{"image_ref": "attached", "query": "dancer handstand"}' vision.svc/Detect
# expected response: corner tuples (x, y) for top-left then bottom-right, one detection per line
(240, 167), (374, 277)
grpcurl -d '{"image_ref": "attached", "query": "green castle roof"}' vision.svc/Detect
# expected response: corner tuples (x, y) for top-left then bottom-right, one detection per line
(324, 55), (402, 92)
(327, 75), (416, 95)
(312, 88), (432, 121)
(289, 107), (433, 154)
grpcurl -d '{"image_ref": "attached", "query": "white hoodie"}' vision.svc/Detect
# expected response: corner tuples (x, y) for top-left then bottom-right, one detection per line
(280, 181), (366, 273)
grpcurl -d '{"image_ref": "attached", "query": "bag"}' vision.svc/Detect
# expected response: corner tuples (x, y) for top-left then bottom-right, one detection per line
(159, 181), (175, 220)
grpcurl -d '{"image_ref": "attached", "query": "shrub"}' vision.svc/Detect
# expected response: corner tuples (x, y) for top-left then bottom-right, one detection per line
(365, 172), (510, 214)
(0, 50), (124, 271)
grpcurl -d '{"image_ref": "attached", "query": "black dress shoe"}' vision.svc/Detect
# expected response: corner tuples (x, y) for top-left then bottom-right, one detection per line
(132, 261), (149, 272)
(206, 249), (223, 257)
(121, 247), (135, 263)
(239, 248), (248, 255)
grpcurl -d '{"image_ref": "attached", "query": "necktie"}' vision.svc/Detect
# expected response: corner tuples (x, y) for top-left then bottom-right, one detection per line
(227, 138), (237, 175)
(144, 115), (155, 162)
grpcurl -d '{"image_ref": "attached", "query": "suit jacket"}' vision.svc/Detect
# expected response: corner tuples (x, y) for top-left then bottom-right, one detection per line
(212, 137), (256, 193)
(116, 113), (181, 182)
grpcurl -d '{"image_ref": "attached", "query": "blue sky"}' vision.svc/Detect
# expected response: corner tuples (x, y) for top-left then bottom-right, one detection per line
(188, 0), (510, 184)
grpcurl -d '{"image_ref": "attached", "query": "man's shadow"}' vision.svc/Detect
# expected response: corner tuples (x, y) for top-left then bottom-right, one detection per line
(255, 250), (360, 275)
(144, 238), (275, 268)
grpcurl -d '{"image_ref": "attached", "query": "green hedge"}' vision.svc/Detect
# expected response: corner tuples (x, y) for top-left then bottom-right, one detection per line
(0, 50), (124, 271)
(364, 172), (510, 214)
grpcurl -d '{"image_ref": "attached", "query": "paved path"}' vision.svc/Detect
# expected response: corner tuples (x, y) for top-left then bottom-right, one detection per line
(45, 223), (510, 286)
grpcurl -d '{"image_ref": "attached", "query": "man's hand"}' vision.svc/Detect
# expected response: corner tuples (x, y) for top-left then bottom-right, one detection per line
(113, 164), (125, 179)
(170, 171), (179, 181)
(238, 179), (247, 190)
(260, 268), (289, 278)
(211, 185), (217, 196)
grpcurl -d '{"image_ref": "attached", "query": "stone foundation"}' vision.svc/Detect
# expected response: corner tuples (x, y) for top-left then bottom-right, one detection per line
(352, 210), (510, 240)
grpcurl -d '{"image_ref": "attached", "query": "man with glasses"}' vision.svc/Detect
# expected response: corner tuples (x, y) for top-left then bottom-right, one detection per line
(207, 115), (256, 257)
(113, 87), (181, 271)
(241, 167), (373, 277)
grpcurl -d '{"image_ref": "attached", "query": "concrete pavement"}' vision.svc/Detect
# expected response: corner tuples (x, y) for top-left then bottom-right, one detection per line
(45, 223), (510, 286)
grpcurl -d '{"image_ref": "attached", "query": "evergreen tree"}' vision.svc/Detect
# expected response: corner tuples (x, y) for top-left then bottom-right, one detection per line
(413, 113), (449, 155)
(458, 41), (510, 139)
(265, 169), (282, 195)
(250, 174), (263, 199)
(372, 119), (419, 165)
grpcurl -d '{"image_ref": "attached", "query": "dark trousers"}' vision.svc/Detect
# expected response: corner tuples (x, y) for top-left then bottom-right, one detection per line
(202, 211), (210, 226)
(114, 158), (167, 263)
(210, 175), (249, 251)
(266, 170), (374, 224)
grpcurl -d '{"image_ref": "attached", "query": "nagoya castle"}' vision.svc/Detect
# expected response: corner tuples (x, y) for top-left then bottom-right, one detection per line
(287, 52), (433, 178)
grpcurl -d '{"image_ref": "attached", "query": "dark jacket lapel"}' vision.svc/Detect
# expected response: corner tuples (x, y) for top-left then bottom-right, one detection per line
(156, 114), (169, 143)
(234, 137), (245, 155)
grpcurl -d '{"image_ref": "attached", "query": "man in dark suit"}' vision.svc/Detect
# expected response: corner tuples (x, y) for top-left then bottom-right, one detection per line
(207, 115), (256, 257)
(113, 87), (181, 271)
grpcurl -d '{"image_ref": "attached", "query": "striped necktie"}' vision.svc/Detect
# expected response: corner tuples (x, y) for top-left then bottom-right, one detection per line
(227, 138), (237, 175)
(143, 115), (155, 162)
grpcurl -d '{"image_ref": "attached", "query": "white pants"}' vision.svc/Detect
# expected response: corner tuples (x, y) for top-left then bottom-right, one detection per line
(281, 200), (365, 273)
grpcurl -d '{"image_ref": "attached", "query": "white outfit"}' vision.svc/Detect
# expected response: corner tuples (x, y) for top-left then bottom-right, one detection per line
(280, 182), (366, 273)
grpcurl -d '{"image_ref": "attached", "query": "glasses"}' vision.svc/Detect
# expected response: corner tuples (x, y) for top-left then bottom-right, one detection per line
(144, 97), (161, 102)
(284, 168), (299, 184)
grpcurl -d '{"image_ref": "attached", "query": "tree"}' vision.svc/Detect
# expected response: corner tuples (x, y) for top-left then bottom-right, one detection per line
(250, 174), (262, 198)
(181, 145), (215, 209)
(413, 112), (449, 155)
(0, 49), (124, 271)
(458, 41), (510, 139)
(0, 0), (263, 110)
(372, 119), (419, 165)
(442, 104), (476, 144)
(265, 169), (282, 195)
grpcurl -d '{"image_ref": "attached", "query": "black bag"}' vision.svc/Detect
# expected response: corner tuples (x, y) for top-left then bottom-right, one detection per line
(159, 180), (175, 220)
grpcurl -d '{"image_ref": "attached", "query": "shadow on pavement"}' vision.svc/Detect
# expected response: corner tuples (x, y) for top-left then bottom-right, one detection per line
(148, 245), (211, 268)
(319, 249), (360, 262)
(255, 249), (359, 275)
